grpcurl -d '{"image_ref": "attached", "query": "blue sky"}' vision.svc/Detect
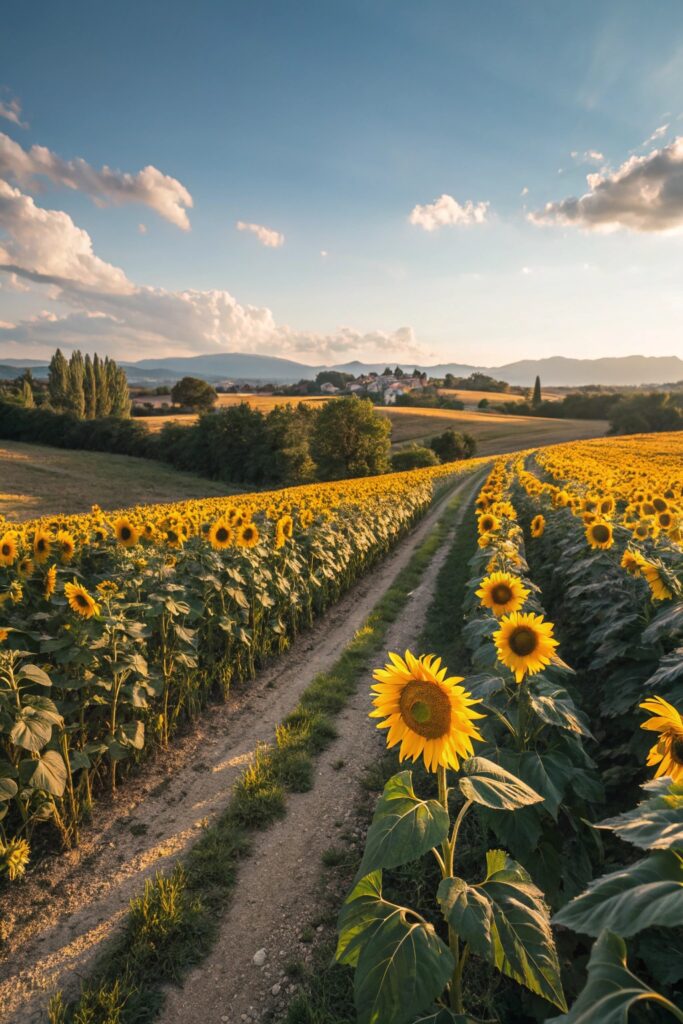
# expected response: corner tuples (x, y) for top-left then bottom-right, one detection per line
(0, 0), (682, 366)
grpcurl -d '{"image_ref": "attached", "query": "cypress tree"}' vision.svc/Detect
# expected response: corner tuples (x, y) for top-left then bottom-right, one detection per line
(20, 375), (34, 408)
(83, 353), (97, 418)
(532, 375), (542, 406)
(110, 365), (131, 417)
(47, 348), (69, 410)
(95, 354), (112, 416)
(67, 350), (86, 417)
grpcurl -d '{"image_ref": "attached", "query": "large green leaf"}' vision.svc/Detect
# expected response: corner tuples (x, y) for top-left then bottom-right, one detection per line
(20, 749), (67, 796)
(553, 850), (683, 938)
(459, 757), (543, 811)
(17, 664), (52, 687)
(0, 776), (18, 801)
(438, 849), (566, 1011)
(337, 870), (454, 1024)
(357, 771), (449, 876)
(528, 680), (591, 737)
(547, 931), (683, 1023)
(9, 696), (63, 751)
(516, 751), (566, 819)
(597, 779), (683, 850)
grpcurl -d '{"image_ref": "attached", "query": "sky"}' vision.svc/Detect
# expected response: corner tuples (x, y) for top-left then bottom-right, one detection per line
(1, 0), (683, 368)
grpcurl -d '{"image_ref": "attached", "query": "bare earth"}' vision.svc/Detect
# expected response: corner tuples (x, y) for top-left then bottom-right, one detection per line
(0, 471), (482, 1024)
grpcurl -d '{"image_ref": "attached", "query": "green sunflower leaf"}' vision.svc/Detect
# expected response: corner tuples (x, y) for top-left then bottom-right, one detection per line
(597, 778), (683, 850)
(357, 771), (449, 876)
(438, 849), (566, 1011)
(459, 756), (543, 810)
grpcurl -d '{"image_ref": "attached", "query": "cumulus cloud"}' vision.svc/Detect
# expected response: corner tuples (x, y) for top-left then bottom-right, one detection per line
(235, 220), (285, 247)
(0, 179), (134, 293)
(409, 193), (489, 231)
(570, 149), (605, 165)
(0, 95), (26, 128)
(0, 132), (193, 229)
(530, 137), (683, 233)
(0, 183), (424, 364)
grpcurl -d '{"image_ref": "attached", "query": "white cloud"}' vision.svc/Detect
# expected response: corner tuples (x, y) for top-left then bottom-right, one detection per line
(0, 183), (424, 364)
(409, 193), (489, 231)
(138, 223), (147, 234)
(530, 137), (683, 233)
(320, 249), (328, 257)
(571, 150), (604, 164)
(0, 95), (26, 129)
(0, 179), (134, 293)
(0, 132), (193, 229)
(520, 186), (529, 196)
(235, 220), (284, 248)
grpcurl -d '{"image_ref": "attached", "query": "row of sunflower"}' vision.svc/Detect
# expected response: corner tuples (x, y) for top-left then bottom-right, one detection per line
(0, 460), (483, 880)
(337, 444), (683, 1023)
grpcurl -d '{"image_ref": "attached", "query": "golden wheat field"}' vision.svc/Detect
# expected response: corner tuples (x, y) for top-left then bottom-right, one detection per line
(139, 393), (334, 431)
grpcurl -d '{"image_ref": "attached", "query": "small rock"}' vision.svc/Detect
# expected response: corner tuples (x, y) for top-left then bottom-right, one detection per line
(316, 924), (324, 932)
(221, 1017), (229, 1022)
(271, 983), (281, 996)
(253, 948), (267, 966)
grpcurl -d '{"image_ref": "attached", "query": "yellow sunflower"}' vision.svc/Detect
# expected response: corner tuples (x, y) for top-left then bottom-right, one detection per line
(44, 564), (57, 600)
(17, 556), (34, 579)
(237, 522), (260, 548)
(620, 549), (643, 575)
(55, 530), (76, 564)
(640, 696), (683, 783)
(64, 580), (100, 619)
(33, 529), (51, 564)
(208, 518), (234, 550)
(476, 572), (530, 617)
(639, 558), (673, 602)
(632, 520), (652, 541)
(370, 651), (484, 772)
(530, 514), (545, 538)
(0, 628), (8, 644)
(585, 519), (614, 550)
(0, 533), (17, 567)
(113, 517), (139, 548)
(493, 611), (559, 683)
(0, 837), (30, 881)
(477, 512), (500, 535)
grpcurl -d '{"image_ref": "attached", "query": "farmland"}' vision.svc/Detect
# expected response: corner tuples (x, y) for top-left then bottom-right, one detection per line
(0, 432), (681, 1024)
(138, 393), (333, 432)
(382, 405), (607, 452)
(437, 386), (562, 407)
(0, 441), (239, 522)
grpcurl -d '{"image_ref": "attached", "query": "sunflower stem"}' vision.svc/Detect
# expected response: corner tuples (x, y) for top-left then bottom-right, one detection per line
(438, 765), (466, 1014)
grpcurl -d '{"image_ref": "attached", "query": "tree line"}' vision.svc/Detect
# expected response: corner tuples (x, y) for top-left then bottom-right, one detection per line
(46, 349), (130, 418)
(0, 395), (477, 486)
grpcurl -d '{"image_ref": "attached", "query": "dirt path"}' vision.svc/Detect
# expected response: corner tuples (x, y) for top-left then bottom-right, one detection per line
(0, 471), (482, 1024)
(159, 481), (476, 1024)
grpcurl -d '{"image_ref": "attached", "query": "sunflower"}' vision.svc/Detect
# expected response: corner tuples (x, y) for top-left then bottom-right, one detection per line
(278, 514), (293, 539)
(0, 628), (8, 644)
(598, 496), (615, 516)
(64, 580), (100, 619)
(639, 558), (673, 602)
(0, 837), (30, 881)
(476, 572), (530, 617)
(493, 611), (559, 683)
(237, 522), (260, 548)
(530, 514), (545, 538)
(55, 530), (76, 564)
(477, 512), (500, 535)
(585, 519), (613, 550)
(657, 510), (675, 531)
(632, 520), (652, 541)
(113, 517), (139, 548)
(33, 529), (51, 564)
(620, 548), (643, 575)
(208, 518), (234, 550)
(370, 651), (484, 772)
(640, 696), (683, 784)
(44, 564), (57, 600)
(0, 533), (17, 567)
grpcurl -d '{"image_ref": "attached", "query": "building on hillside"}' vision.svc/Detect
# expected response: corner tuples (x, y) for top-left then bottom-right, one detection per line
(319, 382), (340, 394)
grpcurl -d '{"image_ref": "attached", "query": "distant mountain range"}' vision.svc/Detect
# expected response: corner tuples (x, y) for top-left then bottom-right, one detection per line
(1, 353), (682, 387)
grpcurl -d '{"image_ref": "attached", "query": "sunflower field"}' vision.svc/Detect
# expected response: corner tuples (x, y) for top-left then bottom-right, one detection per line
(340, 431), (683, 1023)
(0, 459), (483, 875)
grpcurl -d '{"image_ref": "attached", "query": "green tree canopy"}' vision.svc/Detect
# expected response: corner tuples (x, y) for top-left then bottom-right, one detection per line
(311, 396), (391, 479)
(170, 376), (218, 412)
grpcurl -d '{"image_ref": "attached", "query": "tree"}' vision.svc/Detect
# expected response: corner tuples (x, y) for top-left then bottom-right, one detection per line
(315, 370), (354, 389)
(20, 375), (34, 408)
(83, 354), (97, 418)
(94, 354), (111, 417)
(170, 376), (218, 412)
(430, 429), (477, 463)
(311, 396), (391, 479)
(532, 375), (542, 406)
(66, 350), (85, 417)
(391, 444), (439, 471)
(394, 366), (404, 379)
(47, 349), (69, 409)
(381, 367), (393, 377)
(109, 364), (131, 417)
(608, 393), (683, 435)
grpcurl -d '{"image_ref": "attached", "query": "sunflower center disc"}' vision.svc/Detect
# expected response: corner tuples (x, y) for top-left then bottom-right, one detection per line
(592, 525), (610, 543)
(399, 680), (451, 739)
(671, 736), (683, 765)
(491, 585), (512, 605)
(509, 626), (537, 656)
(216, 528), (228, 543)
